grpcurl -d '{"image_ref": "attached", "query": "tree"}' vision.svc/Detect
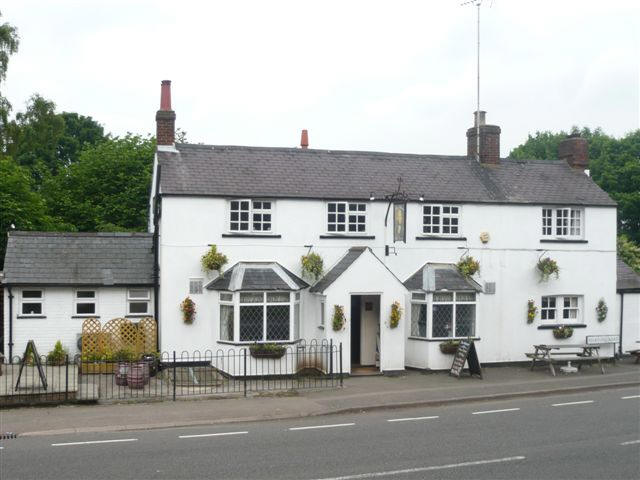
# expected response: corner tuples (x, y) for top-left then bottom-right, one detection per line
(58, 112), (105, 166)
(510, 128), (640, 244)
(618, 235), (640, 273)
(0, 10), (19, 141)
(43, 135), (155, 232)
(0, 156), (70, 267)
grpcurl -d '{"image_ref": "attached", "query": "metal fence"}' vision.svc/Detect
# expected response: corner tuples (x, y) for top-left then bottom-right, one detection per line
(1, 341), (343, 406)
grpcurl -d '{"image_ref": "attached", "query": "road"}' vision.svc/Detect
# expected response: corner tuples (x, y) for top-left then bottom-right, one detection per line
(1, 387), (639, 479)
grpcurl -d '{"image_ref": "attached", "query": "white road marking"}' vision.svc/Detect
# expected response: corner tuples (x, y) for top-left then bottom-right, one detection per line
(178, 431), (248, 439)
(472, 408), (520, 415)
(289, 423), (355, 431)
(552, 400), (594, 407)
(309, 456), (526, 480)
(51, 438), (138, 447)
(620, 440), (640, 446)
(621, 395), (640, 400)
(387, 415), (439, 422)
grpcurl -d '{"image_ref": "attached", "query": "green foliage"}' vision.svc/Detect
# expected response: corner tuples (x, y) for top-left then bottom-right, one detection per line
(181, 297), (196, 324)
(510, 127), (640, 243)
(249, 343), (286, 357)
(332, 305), (346, 332)
(47, 340), (68, 365)
(552, 325), (574, 339)
(618, 235), (640, 273)
(439, 340), (460, 354)
(112, 347), (136, 363)
(201, 245), (228, 272)
(537, 257), (559, 282)
(527, 299), (537, 324)
(0, 10), (19, 129)
(389, 301), (402, 329)
(301, 252), (324, 280)
(596, 298), (608, 323)
(456, 256), (480, 277)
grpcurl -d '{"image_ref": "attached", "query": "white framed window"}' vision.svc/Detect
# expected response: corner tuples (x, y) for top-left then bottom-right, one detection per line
(75, 290), (97, 316)
(189, 278), (203, 295)
(229, 199), (272, 233)
(219, 292), (234, 342)
(327, 202), (366, 234)
(127, 289), (150, 315)
(422, 205), (460, 236)
(540, 295), (582, 322)
(239, 291), (291, 342)
(542, 208), (582, 238)
(410, 292), (427, 337)
(431, 291), (476, 339)
(293, 292), (301, 340)
(21, 290), (44, 316)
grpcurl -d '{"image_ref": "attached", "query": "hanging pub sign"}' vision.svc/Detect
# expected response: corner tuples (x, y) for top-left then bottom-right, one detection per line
(393, 202), (406, 243)
(449, 340), (482, 379)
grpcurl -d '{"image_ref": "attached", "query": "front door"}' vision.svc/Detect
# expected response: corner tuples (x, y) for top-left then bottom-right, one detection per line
(359, 295), (379, 367)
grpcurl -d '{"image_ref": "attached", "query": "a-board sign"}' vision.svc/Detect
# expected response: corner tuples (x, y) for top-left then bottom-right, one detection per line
(15, 340), (48, 391)
(586, 335), (619, 345)
(449, 340), (482, 379)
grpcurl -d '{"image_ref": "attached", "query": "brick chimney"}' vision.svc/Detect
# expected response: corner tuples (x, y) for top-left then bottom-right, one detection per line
(156, 80), (176, 146)
(466, 111), (501, 164)
(300, 129), (309, 149)
(558, 134), (588, 169)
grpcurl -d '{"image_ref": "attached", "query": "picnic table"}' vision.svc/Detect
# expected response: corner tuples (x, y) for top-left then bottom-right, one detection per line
(527, 344), (605, 377)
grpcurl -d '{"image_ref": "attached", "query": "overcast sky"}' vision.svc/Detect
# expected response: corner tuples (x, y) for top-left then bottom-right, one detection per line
(3, 0), (638, 156)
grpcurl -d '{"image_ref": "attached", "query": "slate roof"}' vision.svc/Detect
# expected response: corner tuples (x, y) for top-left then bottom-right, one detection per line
(617, 258), (640, 292)
(2, 231), (154, 286)
(309, 247), (367, 294)
(206, 262), (308, 291)
(404, 264), (483, 292)
(157, 144), (616, 207)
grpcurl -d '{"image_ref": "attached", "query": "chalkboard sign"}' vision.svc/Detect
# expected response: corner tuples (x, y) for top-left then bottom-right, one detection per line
(449, 340), (482, 379)
(15, 340), (48, 391)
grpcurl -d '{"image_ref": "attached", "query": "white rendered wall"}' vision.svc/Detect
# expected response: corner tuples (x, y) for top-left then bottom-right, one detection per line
(3, 287), (154, 359)
(618, 292), (640, 353)
(157, 194), (617, 367)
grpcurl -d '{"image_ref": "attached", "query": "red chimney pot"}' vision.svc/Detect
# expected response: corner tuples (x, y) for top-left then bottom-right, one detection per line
(300, 129), (309, 149)
(160, 80), (172, 111)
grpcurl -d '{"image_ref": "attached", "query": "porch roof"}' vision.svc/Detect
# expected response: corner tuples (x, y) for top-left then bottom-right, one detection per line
(404, 263), (483, 292)
(617, 257), (640, 293)
(205, 262), (308, 291)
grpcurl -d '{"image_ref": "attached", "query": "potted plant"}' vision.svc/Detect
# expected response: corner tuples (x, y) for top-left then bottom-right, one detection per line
(113, 348), (136, 386)
(596, 298), (608, 323)
(537, 257), (559, 282)
(552, 325), (574, 340)
(181, 297), (196, 324)
(301, 252), (324, 281)
(141, 352), (160, 377)
(46, 340), (68, 366)
(439, 340), (460, 354)
(389, 301), (402, 329)
(80, 347), (115, 374)
(527, 299), (537, 324)
(201, 245), (228, 274)
(457, 256), (480, 278)
(332, 305), (346, 332)
(249, 343), (287, 359)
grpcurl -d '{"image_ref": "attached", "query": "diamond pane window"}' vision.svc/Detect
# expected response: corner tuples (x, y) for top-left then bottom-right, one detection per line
(432, 304), (453, 338)
(328, 202), (366, 234)
(455, 304), (476, 337)
(239, 305), (263, 341)
(266, 305), (290, 341)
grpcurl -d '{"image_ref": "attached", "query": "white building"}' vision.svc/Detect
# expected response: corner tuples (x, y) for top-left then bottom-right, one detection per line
(2, 81), (624, 373)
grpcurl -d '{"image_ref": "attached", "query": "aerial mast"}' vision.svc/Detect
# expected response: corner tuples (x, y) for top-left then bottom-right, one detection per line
(462, 0), (483, 162)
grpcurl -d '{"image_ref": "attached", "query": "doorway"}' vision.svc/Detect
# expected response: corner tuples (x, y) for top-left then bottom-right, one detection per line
(350, 294), (380, 373)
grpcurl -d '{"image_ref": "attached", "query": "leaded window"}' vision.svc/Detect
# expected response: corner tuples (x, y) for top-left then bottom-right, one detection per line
(230, 200), (272, 232)
(422, 205), (459, 236)
(239, 291), (291, 342)
(431, 292), (476, 339)
(327, 202), (366, 233)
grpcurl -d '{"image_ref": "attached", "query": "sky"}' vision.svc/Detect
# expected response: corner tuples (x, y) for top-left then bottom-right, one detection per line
(2, 0), (639, 156)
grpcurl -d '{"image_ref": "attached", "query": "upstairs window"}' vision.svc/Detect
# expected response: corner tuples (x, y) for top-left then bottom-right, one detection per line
(422, 205), (459, 236)
(75, 290), (97, 315)
(327, 202), (366, 233)
(229, 200), (272, 233)
(21, 290), (44, 316)
(542, 208), (582, 238)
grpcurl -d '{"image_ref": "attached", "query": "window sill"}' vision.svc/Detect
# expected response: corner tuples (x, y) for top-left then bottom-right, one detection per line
(319, 234), (375, 240)
(217, 339), (303, 346)
(540, 239), (588, 244)
(17, 315), (46, 319)
(415, 236), (467, 241)
(408, 337), (481, 342)
(537, 324), (587, 330)
(71, 315), (100, 319)
(222, 233), (282, 238)
(125, 314), (151, 318)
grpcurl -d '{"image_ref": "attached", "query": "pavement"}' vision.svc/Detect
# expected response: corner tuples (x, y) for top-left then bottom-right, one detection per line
(1, 358), (638, 438)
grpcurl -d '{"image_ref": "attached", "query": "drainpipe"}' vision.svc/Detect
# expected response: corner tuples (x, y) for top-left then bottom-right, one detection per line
(152, 164), (162, 352)
(618, 292), (624, 357)
(7, 286), (14, 359)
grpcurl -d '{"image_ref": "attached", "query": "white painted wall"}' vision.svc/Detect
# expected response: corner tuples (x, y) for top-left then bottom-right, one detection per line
(3, 287), (154, 360)
(360, 295), (379, 366)
(618, 292), (640, 353)
(156, 193), (617, 369)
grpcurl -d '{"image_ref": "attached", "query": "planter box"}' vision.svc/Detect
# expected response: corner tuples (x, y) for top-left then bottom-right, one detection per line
(439, 343), (459, 355)
(250, 350), (286, 359)
(80, 362), (116, 374)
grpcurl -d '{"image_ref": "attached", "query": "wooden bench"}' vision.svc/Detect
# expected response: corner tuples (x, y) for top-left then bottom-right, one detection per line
(528, 344), (604, 376)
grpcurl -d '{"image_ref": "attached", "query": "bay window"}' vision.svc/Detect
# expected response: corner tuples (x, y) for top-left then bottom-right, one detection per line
(432, 292), (476, 338)
(410, 292), (427, 337)
(222, 291), (296, 342)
